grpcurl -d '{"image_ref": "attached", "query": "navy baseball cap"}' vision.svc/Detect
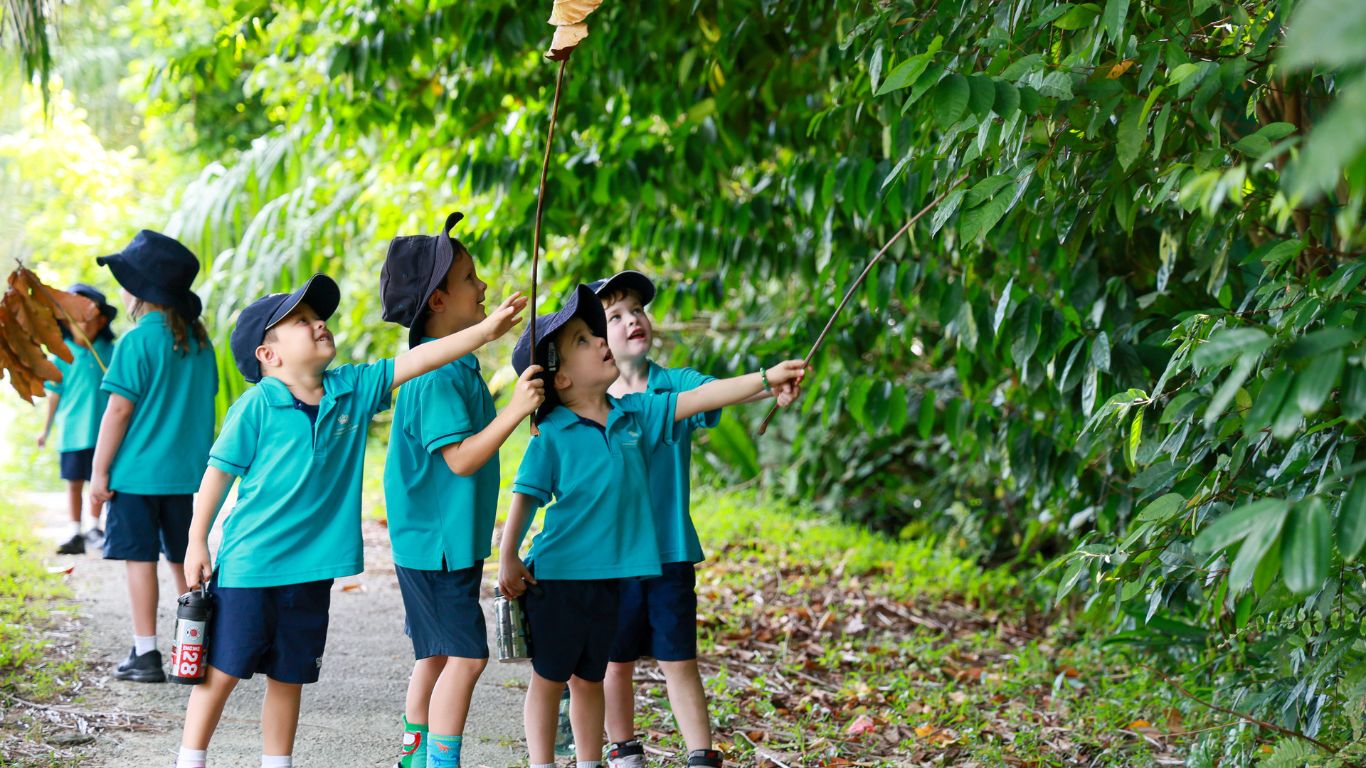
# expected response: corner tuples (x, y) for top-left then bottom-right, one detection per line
(512, 284), (608, 423)
(96, 230), (204, 323)
(587, 270), (656, 305)
(380, 211), (466, 349)
(229, 274), (341, 383)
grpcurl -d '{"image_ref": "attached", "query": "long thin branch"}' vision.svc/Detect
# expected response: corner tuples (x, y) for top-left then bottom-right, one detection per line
(1148, 667), (1336, 754)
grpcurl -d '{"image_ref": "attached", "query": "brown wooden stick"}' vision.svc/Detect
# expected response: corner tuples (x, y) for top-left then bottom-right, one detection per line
(756, 174), (969, 436)
(527, 57), (569, 436)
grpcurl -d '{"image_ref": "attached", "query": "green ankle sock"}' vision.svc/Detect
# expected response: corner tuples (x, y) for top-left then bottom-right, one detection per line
(426, 733), (462, 768)
(399, 716), (428, 768)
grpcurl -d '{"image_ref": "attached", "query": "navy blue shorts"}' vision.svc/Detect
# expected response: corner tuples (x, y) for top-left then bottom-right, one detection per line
(395, 562), (489, 661)
(525, 577), (620, 683)
(59, 448), (94, 481)
(609, 562), (698, 663)
(206, 579), (334, 684)
(102, 493), (192, 562)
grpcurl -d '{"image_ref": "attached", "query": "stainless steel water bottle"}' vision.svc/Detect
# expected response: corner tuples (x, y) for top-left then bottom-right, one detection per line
(169, 584), (212, 684)
(493, 586), (530, 663)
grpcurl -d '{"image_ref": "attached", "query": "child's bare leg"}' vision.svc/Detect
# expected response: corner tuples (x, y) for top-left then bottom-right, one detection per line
(262, 677), (303, 756)
(525, 672), (566, 764)
(429, 656), (487, 735)
(405, 655), (444, 724)
(660, 660), (711, 750)
(67, 480), (84, 525)
(126, 561), (159, 636)
(603, 661), (636, 742)
(181, 666), (240, 749)
(168, 561), (189, 597)
(568, 676), (606, 762)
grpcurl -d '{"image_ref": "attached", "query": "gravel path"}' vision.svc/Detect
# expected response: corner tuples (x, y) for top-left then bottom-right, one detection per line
(28, 491), (531, 768)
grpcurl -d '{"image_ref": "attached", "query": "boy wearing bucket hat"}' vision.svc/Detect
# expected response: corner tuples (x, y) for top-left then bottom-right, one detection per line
(88, 231), (218, 684)
(172, 272), (525, 768)
(496, 285), (806, 768)
(588, 272), (800, 768)
(39, 284), (118, 555)
(379, 212), (546, 768)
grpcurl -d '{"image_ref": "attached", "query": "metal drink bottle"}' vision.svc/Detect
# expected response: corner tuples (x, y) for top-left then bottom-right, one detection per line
(493, 586), (530, 662)
(169, 584), (212, 684)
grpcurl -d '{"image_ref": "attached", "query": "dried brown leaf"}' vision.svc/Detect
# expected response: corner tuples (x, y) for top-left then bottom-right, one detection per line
(546, 22), (588, 60)
(547, 0), (601, 26)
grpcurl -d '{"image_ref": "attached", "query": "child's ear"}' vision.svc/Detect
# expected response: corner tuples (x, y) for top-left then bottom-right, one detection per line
(426, 289), (446, 315)
(255, 345), (277, 370)
(553, 370), (572, 391)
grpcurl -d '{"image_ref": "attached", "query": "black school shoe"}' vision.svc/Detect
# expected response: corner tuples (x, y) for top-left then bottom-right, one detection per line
(113, 647), (166, 683)
(84, 527), (105, 545)
(56, 534), (86, 555)
(687, 749), (724, 768)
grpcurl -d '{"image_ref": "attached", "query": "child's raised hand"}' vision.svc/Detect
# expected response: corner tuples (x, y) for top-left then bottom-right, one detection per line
(764, 360), (809, 388)
(774, 379), (804, 408)
(510, 365), (546, 419)
(498, 554), (536, 599)
(478, 292), (528, 342)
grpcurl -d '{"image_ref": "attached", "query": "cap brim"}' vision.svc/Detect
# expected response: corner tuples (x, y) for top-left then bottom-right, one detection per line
(265, 274), (340, 330)
(590, 270), (656, 305)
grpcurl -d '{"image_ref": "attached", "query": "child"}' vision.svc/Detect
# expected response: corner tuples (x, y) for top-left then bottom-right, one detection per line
(497, 284), (806, 768)
(176, 272), (525, 768)
(89, 232), (218, 683)
(588, 271), (800, 768)
(379, 212), (546, 768)
(40, 283), (117, 555)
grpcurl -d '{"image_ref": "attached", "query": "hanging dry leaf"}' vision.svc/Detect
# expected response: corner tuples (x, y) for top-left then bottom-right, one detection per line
(17, 269), (105, 344)
(547, 0), (601, 26)
(0, 327), (44, 402)
(0, 304), (61, 382)
(546, 22), (588, 60)
(4, 286), (72, 363)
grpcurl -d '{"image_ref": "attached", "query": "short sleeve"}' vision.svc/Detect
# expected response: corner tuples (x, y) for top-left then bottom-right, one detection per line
(621, 392), (684, 455)
(672, 366), (720, 431)
(512, 432), (555, 507)
(357, 358), (395, 416)
(101, 332), (149, 403)
(208, 394), (260, 477)
(45, 355), (68, 394)
(419, 371), (480, 454)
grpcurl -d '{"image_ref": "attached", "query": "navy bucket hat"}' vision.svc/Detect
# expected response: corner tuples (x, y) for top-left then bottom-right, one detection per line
(96, 230), (203, 323)
(229, 274), (341, 383)
(380, 211), (466, 349)
(587, 270), (656, 306)
(67, 283), (118, 323)
(512, 284), (608, 423)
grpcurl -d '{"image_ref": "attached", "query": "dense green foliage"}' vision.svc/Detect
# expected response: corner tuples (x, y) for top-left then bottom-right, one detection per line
(4, 0), (1366, 763)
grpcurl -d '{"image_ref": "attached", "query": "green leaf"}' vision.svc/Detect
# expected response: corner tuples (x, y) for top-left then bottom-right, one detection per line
(1054, 3), (1102, 30)
(1293, 350), (1345, 415)
(1339, 478), (1366, 561)
(876, 52), (933, 96)
(1102, 0), (1129, 41)
(959, 192), (1013, 241)
(1343, 364), (1366, 422)
(868, 42), (885, 95)
(1245, 369), (1294, 434)
(1125, 408), (1143, 472)
(964, 175), (1013, 208)
(1091, 332), (1111, 373)
(1193, 498), (1289, 554)
(1282, 497), (1330, 595)
(1117, 100), (1148, 170)
(1287, 71), (1366, 199)
(1280, 0), (1366, 71)
(1192, 328), (1270, 371)
(1286, 327), (1359, 359)
(918, 390), (937, 439)
(993, 80), (1020, 117)
(967, 75), (996, 118)
(932, 74), (971, 129)
(888, 385), (909, 435)
(1232, 122), (1297, 157)
(1204, 354), (1256, 427)
(1229, 505), (1289, 594)
(848, 378), (874, 425)
(1136, 493), (1185, 524)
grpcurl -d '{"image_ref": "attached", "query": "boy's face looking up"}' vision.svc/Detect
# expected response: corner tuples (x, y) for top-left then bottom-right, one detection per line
(425, 249), (488, 337)
(257, 302), (336, 377)
(551, 317), (618, 396)
(602, 290), (652, 365)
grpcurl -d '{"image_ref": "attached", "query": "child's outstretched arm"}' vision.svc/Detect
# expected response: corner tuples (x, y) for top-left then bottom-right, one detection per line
(497, 493), (540, 598)
(88, 393), (134, 518)
(37, 390), (59, 448)
(392, 292), (528, 389)
(183, 467), (233, 588)
(442, 366), (544, 476)
(674, 360), (807, 423)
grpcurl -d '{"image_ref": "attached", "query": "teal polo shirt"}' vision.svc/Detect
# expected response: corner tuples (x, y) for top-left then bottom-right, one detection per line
(384, 346), (499, 571)
(100, 311), (217, 494)
(511, 394), (684, 581)
(45, 337), (114, 452)
(643, 362), (721, 564)
(207, 360), (394, 588)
